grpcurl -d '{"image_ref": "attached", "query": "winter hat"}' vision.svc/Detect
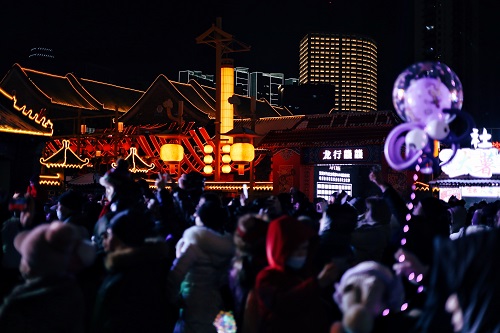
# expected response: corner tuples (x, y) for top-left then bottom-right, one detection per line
(108, 209), (154, 247)
(14, 221), (96, 277)
(99, 158), (132, 189)
(333, 261), (404, 333)
(333, 261), (404, 313)
(196, 201), (227, 233)
(58, 190), (84, 212)
(234, 213), (268, 252)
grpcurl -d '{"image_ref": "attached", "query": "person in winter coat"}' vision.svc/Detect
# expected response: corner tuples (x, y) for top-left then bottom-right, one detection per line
(414, 227), (500, 333)
(253, 215), (339, 333)
(228, 213), (269, 330)
(0, 221), (96, 333)
(91, 208), (175, 333)
(168, 201), (235, 333)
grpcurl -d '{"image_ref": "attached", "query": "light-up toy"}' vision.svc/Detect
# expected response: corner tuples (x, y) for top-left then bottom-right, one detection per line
(384, 62), (475, 174)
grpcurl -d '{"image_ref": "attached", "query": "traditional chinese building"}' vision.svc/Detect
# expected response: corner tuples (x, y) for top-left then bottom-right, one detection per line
(254, 111), (409, 200)
(0, 64), (291, 196)
(0, 62), (416, 201)
(0, 87), (53, 192)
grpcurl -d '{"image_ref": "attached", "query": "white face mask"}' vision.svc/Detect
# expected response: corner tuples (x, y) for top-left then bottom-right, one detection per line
(286, 255), (307, 270)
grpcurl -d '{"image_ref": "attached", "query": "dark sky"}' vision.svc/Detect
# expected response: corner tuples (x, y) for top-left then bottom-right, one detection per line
(2, 0), (416, 110)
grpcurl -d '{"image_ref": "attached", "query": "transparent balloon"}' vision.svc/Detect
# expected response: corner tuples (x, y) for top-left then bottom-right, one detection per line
(384, 62), (474, 174)
(392, 62), (463, 123)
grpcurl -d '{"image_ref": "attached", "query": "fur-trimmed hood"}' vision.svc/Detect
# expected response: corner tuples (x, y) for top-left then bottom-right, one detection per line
(105, 241), (171, 271)
(177, 225), (235, 267)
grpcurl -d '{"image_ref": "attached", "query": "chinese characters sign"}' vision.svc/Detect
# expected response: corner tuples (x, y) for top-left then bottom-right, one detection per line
(439, 128), (500, 178)
(320, 147), (368, 162)
(315, 168), (352, 200)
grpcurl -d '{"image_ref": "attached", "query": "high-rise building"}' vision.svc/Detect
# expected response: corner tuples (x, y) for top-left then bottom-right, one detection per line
(178, 70), (215, 86)
(179, 68), (287, 106)
(249, 72), (284, 106)
(235, 67), (250, 96)
(299, 33), (377, 112)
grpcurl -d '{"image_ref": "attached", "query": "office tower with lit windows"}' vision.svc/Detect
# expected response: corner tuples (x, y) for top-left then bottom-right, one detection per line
(299, 33), (377, 112)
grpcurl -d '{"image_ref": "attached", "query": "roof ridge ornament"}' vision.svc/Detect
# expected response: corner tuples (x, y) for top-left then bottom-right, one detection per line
(40, 140), (89, 168)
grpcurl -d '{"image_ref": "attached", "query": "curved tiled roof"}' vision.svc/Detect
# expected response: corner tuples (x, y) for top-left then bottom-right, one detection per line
(19, 67), (98, 109)
(119, 75), (212, 126)
(0, 87), (53, 136)
(70, 75), (144, 112)
(170, 80), (216, 117)
(0, 64), (141, 117)
(235, 115), (304, 145)
(258, 111), (400, 148)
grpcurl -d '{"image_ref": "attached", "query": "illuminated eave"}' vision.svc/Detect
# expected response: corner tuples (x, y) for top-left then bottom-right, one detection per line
(0, 127), (53, 136)
(0, 87), (54, 135)
(39, 173), (62, 186)
(143, 181), (273, 192)
(40, 140), (90, 168)
(111, 147), (155, 173)
(205, 181), (273, 191)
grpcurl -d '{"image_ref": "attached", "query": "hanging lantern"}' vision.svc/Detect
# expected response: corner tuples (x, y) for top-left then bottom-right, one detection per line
(203, 165), (214, 174)
(85, 144), (95, 153)
(230, 143), (254, 162)
(222, 144), (231, 154)
(230, 143), (254, 175)
(221, 164), (232, 174)
(160, 144), (184, 162)
(203, 155), (214, 164)
(222, 154), (232, 164)
(121, 141), (131, 152)
(204, 145), (214, 154)
(102, 143), (112, 152)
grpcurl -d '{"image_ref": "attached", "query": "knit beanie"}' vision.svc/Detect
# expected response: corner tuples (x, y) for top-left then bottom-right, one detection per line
(58, 190), (84, 212)
(99, 158), (132, 190)
(14, 221), (96, 277)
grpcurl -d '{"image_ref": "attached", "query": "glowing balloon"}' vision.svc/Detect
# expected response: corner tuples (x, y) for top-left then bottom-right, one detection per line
(384, 62), (474, 173)
(424, 118), (450, 140)
(405, 128), (428, 151)
(392, 62), (463, 123)
(403, 77), (451, 123)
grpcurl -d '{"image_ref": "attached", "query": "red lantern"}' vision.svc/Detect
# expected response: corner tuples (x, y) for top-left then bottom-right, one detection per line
(85, 144), (95, 153)
(122, 141), (131, 151)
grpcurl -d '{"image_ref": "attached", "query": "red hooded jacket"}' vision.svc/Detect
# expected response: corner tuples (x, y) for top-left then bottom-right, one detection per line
(254, 215), (332, 333)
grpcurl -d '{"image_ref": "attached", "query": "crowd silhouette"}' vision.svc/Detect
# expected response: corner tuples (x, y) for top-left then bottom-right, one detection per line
(1, 159), (500, 332)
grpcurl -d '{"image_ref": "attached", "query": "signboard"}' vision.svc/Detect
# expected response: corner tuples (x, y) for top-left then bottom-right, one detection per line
(314, 164), (379, 201)
(461, 186), (500, 198)
(316, 166), (353, 200)
(439, 128), (500, 178)
(302, 146), (379, 165)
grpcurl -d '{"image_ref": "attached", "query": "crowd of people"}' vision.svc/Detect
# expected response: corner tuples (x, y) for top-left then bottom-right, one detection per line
(1, 158), (500, 333)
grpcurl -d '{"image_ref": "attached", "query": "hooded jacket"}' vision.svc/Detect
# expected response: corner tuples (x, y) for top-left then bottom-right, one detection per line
(254, 215), (332, 333)
(168, 225), (235, 333)
(91, 242), (174, 333)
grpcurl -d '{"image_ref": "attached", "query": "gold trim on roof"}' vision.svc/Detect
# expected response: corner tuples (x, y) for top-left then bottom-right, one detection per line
(40, 140), (90, 168)
(111, 147), (155, 173)
(0, 87), (53, 136)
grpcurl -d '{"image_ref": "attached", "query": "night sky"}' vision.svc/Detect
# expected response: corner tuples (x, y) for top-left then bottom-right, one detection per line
(1, 0), (497, 122)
